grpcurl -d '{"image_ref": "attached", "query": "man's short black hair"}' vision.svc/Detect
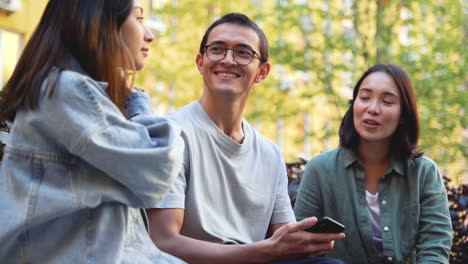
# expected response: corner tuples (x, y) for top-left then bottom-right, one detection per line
(199, 13), (269, 63)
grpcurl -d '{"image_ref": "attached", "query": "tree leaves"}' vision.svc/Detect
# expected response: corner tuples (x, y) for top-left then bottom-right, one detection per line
(137, 0), (466, 183)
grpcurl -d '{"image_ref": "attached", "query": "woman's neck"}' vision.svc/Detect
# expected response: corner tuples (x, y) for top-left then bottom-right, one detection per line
(357, 140), (391, 165)
(357, 141), (392, 194)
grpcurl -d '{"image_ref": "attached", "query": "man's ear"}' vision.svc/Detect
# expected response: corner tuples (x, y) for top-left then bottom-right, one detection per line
(196, 53), (204, 74)
(254, 62), (271, 83)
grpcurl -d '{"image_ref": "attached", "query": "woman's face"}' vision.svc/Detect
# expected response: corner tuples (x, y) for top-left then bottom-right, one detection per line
(120, 0), (154, 71)
(353, 72), (402, 145)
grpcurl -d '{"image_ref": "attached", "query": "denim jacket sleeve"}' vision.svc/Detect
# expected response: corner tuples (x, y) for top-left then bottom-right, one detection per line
(415, 158), (452, 263)
(39, 71), (184, 208)
(125, 90), (153, 119)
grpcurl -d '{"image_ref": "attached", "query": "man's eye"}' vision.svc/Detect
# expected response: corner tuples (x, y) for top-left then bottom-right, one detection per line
(209, 46), (224, 53)
(236, 49), (253, 57)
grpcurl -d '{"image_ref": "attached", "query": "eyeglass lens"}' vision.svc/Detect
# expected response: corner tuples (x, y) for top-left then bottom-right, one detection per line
(206, 45), (255, 65)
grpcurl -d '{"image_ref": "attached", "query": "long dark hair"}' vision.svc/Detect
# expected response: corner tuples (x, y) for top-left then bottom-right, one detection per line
(0, 0), (135, 122)
(339, 64), (423, 161)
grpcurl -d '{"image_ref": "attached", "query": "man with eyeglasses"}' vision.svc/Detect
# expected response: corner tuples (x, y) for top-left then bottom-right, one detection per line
(147, 13), (344, 264)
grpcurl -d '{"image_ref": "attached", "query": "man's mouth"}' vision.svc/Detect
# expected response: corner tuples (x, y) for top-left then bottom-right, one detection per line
(215, 71), (240, 78)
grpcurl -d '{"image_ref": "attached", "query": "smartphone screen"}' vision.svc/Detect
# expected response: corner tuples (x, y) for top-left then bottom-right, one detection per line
(306, 216), (345, 233)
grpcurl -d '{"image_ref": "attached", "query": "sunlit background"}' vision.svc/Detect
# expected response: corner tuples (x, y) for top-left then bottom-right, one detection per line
(0, 0), (466, 184)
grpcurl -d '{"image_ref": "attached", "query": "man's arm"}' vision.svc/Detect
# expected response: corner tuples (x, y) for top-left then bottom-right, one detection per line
(147, 208), (345, 264)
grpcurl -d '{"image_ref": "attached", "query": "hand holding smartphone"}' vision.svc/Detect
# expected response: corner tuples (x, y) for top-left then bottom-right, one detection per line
(305, 216), (345, 233)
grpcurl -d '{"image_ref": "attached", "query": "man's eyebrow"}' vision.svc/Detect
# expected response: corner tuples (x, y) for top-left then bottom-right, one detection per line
(235, 43), (255, 50)
(207, 40), (226, 46)
(207, 41), (255, 50)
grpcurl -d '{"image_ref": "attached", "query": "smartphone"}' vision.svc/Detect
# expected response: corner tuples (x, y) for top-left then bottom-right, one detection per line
(305, 216), (345, 233)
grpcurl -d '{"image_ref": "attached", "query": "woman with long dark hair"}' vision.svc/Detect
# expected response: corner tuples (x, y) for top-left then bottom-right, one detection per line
(0, 0), (185, 263)
(294, 64), (452, 263)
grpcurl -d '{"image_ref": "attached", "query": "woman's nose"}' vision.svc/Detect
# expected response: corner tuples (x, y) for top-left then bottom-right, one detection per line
(367, 100), (380, 115)
(144, 25), (154, 43)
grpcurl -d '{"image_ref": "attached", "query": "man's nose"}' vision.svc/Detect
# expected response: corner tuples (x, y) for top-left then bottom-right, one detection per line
(220, 49), (237, 65)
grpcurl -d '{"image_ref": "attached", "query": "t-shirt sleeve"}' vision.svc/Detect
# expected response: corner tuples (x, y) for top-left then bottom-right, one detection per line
(153, 143), (189, 209)
(270, 154), (296, 224)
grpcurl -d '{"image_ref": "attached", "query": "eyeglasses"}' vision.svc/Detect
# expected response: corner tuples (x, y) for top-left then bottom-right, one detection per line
(203, 44), (263, 66)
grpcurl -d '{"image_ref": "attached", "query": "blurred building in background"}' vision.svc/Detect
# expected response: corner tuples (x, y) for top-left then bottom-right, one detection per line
(0, 0), (465, 183)
(0, 0), (47, 85)
(0, 0), (156, 85)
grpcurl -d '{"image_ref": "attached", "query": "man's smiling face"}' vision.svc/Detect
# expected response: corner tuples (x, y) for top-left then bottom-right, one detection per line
(196, 23), (269, 98)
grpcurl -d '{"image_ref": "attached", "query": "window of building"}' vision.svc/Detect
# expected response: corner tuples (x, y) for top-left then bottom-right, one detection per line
(0, 28), (23, 85)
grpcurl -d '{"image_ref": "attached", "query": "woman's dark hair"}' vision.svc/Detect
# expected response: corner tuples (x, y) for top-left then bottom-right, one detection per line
(0, 0), (135, 122)
(339, 64), (423, 161)
(199, 13), (269, 63)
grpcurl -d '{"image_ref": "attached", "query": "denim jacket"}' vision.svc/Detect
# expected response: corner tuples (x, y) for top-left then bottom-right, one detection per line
(0, 64), (185, 263)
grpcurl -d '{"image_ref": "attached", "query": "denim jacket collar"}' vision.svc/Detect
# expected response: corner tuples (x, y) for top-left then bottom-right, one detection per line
(64, 55), (108, 90)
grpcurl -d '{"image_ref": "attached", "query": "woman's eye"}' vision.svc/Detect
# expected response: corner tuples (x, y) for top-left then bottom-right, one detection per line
(383, 100), (394, 105)
(137, 16), (144, 21)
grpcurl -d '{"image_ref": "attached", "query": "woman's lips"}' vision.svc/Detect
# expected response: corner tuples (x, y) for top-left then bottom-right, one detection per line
(363, 119), (380, 128)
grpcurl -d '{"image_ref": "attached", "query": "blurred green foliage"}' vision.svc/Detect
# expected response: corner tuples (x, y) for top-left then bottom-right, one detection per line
(136, 0), (466, 183)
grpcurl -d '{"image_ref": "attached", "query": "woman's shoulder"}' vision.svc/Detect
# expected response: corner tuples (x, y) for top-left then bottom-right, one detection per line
(407, 156), (444, 186)
(306, 147), (344, 170)
(36, 69), (115, 123)
(58, 70), (105, 90)
(46, 69), (84, 87)
(309, 148), (342, 163)
(410, 155), (439, 171)
(43, 69), (107, 101)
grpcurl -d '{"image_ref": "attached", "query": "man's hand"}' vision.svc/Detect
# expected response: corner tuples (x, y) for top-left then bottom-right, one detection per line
(148, 209), (344, 264)
(262, 217), (346, 261)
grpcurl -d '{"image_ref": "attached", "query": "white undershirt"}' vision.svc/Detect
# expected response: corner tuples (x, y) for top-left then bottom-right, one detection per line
(366, 190), (383, 255)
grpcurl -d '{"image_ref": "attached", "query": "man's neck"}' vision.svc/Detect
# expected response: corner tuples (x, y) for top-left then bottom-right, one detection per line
(199, 92), (247, 143)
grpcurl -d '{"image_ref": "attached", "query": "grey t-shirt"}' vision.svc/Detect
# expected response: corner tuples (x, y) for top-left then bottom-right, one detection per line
(155, 101), (295, 244)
